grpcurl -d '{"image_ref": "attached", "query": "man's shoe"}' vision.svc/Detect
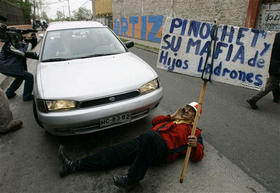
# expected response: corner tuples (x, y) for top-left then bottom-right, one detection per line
(58, 145), (78, 177)
(113, 175), (137, 189)
(6, 92), (16, 99)
(0, 120), (23, 134)
(247, 99), (258, 109)
(23, 95), (33, 101)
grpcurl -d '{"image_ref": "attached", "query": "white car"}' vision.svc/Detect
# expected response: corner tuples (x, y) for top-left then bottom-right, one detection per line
(33, 21), (163, 136)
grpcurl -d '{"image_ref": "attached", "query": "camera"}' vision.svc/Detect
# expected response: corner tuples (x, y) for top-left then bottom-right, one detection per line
(0, 24), (39, 59)
(0, 24), (37, 46)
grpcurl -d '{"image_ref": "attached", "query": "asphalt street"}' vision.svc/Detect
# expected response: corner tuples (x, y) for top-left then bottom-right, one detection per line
(0, 46), (278, 193)
(131, 47), (280, 193)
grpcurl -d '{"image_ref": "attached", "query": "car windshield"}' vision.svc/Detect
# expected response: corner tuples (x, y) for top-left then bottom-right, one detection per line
(41, 27), (126, 61)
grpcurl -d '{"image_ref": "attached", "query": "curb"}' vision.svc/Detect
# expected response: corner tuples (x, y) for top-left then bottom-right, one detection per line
(119, 36), (160, 54)
(134, 44), (159, 54)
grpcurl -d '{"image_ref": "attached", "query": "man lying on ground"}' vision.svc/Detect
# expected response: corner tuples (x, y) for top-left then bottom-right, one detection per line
(58, 102), (204, 189)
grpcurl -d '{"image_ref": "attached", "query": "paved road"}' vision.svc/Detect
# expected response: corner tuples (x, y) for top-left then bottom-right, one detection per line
(131, 47), (280, 193)
(0, 46), (277, 193)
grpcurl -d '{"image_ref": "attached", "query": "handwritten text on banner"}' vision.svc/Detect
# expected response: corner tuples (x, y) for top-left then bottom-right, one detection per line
(157, 17), (276, 90)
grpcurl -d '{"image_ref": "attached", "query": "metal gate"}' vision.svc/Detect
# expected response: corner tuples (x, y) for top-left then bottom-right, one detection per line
(96, 16), (113, 29)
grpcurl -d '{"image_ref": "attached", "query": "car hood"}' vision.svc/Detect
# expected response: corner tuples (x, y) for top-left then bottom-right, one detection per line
(37, 52), (157, 100)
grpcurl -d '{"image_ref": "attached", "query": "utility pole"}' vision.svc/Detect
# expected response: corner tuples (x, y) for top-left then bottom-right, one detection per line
(38, 0), (42, 18)
(67, 0), (71, 20)
(91, 0), (96, 20)
(40, 0), (43, 18)
(62, 7), (65, 20)
(33, 0), (36, 20)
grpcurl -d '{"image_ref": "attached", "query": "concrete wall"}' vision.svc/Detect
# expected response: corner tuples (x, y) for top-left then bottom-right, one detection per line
(113, 0), (250, 26)
(112, 0), (250, 42)
(0, 0), (26, 25)
(113, 15), (163, 42)
(142, 0), (173, 16)
(172, 0), (249, 27)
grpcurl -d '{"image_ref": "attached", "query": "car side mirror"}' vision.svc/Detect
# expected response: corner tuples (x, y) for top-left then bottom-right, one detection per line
(125, 41), (134, 49)
(25, 51), (39, 60)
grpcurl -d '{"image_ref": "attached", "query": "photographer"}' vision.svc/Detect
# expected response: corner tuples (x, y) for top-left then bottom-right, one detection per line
(0, 24), (38, 101)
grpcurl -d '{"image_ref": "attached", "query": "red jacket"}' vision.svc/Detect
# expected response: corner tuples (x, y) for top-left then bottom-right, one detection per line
(151, 115), (204, 162)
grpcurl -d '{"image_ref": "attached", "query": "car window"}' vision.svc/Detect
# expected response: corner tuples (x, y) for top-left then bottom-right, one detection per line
(41, 27), (126, 61)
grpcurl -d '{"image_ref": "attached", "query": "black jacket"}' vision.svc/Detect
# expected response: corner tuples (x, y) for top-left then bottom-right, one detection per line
(269, 32), (280, 76)
(0, 42), (28, 77)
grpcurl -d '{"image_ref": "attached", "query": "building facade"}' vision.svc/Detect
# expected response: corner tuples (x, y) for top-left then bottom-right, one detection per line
(95, 0), (113, 29)
(112, 0), (280, 43)
(257, 0), (280, 31)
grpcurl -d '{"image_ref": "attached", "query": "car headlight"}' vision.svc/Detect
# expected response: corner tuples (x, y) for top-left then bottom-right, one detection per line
(45, 100), (77, 112)
(140, 78), (160, 94)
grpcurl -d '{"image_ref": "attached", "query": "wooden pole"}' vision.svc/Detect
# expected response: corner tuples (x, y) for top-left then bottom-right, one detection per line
(179, 80), (208, 183)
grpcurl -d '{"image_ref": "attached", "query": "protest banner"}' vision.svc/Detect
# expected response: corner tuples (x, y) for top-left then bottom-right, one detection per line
(157, 17), (276, 183)
(157, 17), (276, 90)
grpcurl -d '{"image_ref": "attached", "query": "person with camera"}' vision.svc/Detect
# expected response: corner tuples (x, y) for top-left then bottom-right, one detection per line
(58, 102), (204, 189)
(0, 24), (37, 101)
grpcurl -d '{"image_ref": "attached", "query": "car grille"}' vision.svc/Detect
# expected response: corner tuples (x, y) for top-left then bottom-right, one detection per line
(54, 101), (160, 135)
(79, 91), (140, 108)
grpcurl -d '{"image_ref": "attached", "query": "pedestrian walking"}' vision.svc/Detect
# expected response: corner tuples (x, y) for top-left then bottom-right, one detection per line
(58, 102), (204, 189)
(247, 32), (280, 109)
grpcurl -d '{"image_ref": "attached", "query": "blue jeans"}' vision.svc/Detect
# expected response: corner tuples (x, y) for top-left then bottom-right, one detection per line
(5, 71), (34, 100)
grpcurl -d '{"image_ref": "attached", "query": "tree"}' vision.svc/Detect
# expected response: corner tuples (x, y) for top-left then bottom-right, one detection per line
(41, 11), (49, 22)
(72, 7), (91, 21)
(21, 0), (32, 23)
(56, 10), (64, 21)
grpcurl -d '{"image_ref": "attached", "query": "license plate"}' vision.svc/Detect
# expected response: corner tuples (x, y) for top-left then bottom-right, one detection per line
(100, 113), (131, 128)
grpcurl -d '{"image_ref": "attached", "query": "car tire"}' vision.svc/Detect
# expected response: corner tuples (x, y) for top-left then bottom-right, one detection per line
(32, 99), (44, 128)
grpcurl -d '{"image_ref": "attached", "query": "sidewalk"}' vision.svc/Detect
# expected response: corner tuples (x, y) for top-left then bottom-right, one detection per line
(119, 36), (160, 53)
